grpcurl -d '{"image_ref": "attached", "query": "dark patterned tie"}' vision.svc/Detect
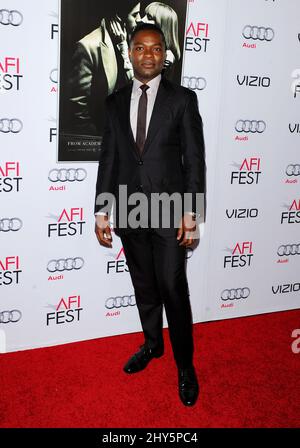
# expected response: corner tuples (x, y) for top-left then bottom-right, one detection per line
(136, 84), (149, 154)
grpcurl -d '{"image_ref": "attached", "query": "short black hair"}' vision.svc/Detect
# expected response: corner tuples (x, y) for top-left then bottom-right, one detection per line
(106, 0), (138, 20)
(129, 23), (166, 49)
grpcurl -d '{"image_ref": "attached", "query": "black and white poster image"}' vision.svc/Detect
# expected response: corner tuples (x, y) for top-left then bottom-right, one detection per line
(58, 0), (187, 162)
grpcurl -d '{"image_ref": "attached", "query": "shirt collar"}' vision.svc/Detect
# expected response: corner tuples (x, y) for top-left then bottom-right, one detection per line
(132, 73), (162, 96)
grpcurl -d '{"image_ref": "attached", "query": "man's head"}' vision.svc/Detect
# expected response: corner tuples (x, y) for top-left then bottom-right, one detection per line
(109, 2), (141, 34)
(126, 2), (142, 34)
(128, 23), (166, 83)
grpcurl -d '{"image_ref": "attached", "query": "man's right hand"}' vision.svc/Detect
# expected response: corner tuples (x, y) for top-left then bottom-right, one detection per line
(95, 215), (113, 248)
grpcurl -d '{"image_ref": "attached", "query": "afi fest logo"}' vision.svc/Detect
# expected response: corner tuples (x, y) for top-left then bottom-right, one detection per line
(280, 199), (300, 224)
(47, 208), (86, 237)
(0, 162), (22, 192)
(0, 256), (22, 286)
(291, 69), (300, 98)
(49, 123), (56, 143)
(46, 295), (83, 326)
(50, 21), (58, 40)
(223, 242), (254, 268)
(230, 158), (262, 184)
(0, 57), (22, 91)
(185, 21), (210, 53)
(106, 246), (129, 274)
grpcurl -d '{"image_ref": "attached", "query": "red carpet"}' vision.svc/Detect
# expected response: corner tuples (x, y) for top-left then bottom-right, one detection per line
(0, 309), (300, 428)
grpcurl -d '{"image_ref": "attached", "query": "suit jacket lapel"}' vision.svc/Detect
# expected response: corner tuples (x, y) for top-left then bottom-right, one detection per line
(116, 81), (138, 159)
(142, 78), (173, 156)
(99, 19), (118, 95)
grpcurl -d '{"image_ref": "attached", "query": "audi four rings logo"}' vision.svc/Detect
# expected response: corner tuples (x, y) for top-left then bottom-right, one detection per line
(235, 120), (266, 133)
(277, 244), (300, 256)
(0, 218), (22, 232)
(105, 295), (136, 309)
(50, 68), (58, 84)
(0, 9), (23, 26)
(182, 76), (207, 91)
(242, 25), (275, 41)
(0, 310), (22, 323)
(286, 164), (300, 176)
(221, 288), (250, 301)
(47, 257), (85, 272)
(0, 118), (23, 134)
(48, 168), (87, 182)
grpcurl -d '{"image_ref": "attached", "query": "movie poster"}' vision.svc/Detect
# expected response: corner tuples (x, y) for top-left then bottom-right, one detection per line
(58, 0), (188, 162)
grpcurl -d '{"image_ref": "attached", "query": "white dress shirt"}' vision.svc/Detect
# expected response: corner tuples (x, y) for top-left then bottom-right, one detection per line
(130, 73), (161, 140)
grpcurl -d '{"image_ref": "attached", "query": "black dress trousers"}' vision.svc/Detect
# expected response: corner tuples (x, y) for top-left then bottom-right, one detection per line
(120, 227), (194, 369)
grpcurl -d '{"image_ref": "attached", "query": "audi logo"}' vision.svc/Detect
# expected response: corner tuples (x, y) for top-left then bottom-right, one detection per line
(182, 76), (207, 91)
(0, 118), (23, 134)
(105, 295), (136, 309)
(242, 25), (275, 41)
(235, 119), (266, 133)
(0, 310), (22, 324)
(0, 218), (22, 232)
(0, 9), (23, 26)
(221, 288), (250, 301)
(286, 164), (300, 177)
(48, 168), (87, 182)
(50, 68), (58, 84)
(277, 244), (300, 257)
(47, 257), (85, 273)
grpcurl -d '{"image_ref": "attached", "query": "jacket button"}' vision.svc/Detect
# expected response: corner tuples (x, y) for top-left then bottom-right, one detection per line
(138, 160), (143, 165)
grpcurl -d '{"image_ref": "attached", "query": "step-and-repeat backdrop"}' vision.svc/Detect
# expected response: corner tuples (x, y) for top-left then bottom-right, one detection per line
(1, 0), (299, 353)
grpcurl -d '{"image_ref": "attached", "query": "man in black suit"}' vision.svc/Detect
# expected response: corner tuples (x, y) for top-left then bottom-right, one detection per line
(67, 1), (141, 136)
(94, 23), (206, 406)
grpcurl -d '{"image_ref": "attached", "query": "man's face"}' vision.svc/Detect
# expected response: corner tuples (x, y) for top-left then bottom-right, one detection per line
(127, 3), (141, 33)
(129, 30), (166, 82)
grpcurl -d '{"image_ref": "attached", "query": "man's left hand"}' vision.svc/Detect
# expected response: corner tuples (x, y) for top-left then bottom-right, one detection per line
(108, 18), (127, 45)
(177, 214), (199, 247)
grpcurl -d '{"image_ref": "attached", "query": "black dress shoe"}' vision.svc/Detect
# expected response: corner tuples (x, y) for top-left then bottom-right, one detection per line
(178, 365), (199, 406)
(123, 344), (164, 374)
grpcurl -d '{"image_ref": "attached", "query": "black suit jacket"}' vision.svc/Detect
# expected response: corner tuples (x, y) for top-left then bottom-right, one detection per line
(94, 76), (206, 235)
